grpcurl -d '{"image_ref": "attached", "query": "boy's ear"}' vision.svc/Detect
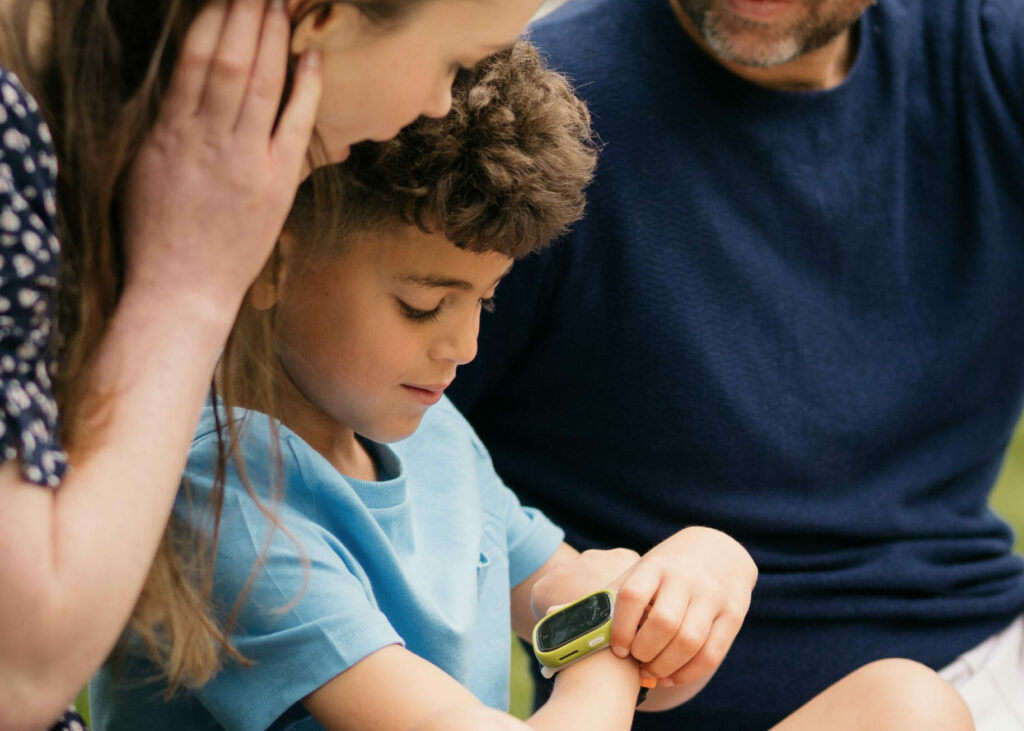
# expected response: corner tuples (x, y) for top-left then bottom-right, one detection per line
(246, 235), (293, 311)
(291, 2), (362, 56)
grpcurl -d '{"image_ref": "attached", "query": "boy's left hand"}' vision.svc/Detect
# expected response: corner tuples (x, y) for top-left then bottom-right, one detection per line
(610, 526), (757, 688)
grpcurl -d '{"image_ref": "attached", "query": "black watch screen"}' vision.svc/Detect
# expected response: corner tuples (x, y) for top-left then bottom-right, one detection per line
(536, 591), (613, 651)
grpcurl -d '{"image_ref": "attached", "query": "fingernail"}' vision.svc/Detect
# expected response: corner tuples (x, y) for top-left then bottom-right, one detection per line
(611, 646), (629, 658)
(659, 678), (675, 688)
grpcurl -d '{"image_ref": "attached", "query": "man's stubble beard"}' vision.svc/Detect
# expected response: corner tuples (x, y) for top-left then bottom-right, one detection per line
(674, 0), (874, 68)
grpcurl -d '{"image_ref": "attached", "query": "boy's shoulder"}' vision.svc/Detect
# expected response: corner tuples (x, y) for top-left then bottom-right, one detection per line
(187, 401), (299, 494)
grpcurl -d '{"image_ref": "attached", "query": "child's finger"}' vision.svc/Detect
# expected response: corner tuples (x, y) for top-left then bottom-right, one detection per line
(609, 563), (661, 658)
(628, 580), (689, 663)
(199, 0), (267, 130)
(236, 0), (291, 139)
(271, 49), (322, 175)
(161, 0), (229, 121)
(639, 597), (715, 679)
(664, 610), (744, 688)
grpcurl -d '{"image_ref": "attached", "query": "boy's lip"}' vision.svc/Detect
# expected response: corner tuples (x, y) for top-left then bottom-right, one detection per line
(401, 383), (450, 405)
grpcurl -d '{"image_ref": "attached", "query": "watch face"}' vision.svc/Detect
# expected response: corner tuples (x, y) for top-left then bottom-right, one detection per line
(536, 592), (613, 651)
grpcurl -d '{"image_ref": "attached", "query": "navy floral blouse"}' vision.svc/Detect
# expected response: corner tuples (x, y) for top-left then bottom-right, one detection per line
(0, 67), (66, 487)
(1, 68), (84, 730)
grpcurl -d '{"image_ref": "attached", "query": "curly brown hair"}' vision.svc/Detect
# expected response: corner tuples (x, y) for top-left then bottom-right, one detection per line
(286, 39), (596, 262)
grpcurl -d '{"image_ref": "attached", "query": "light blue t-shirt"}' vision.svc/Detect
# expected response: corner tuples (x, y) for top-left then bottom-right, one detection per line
(90, 396), (563, 730)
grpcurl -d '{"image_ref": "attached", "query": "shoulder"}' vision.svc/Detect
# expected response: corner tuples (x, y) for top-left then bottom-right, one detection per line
(530, 0), (647, 69)
(187, 402), (288, 494)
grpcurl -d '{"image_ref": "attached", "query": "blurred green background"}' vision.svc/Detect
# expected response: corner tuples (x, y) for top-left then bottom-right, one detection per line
(75, 422), (1024, 723)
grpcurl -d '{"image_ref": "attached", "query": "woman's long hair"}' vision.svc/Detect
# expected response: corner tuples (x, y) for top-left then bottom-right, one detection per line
(0, 0), (420, 690)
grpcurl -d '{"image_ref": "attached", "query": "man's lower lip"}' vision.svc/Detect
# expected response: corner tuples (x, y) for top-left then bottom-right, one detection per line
(724, 0), (792, 21)
(402, 385), (443, 405)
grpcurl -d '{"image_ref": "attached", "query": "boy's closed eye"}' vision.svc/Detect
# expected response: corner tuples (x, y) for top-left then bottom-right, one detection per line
(396, 294), (497, 323)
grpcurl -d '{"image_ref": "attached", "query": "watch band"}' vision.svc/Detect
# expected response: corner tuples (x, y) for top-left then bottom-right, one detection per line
(637, 676), (657, 706)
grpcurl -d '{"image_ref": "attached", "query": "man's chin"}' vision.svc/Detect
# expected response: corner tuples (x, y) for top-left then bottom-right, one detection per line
(701, 17), (803, 67)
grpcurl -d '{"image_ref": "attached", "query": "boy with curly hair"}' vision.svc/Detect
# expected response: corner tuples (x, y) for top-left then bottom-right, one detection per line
(90, 42), (971, 731)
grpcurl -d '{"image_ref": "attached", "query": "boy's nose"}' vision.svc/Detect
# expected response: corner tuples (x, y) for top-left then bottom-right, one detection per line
(431, 318), (479, 366)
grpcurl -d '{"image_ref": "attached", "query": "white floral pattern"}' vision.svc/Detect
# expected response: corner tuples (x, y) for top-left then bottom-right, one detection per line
(0, 67), (67, 489)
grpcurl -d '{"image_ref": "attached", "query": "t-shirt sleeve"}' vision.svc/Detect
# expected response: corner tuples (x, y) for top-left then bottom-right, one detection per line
(0, 67), (66, 487)
(469, 427), (564, 588)
(181, 428), (403, 731)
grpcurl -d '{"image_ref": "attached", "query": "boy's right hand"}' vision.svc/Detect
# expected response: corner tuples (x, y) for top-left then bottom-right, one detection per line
(121, 0), (321, 325)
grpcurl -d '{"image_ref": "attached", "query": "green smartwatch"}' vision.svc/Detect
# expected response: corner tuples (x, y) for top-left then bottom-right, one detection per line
(532, 589), (654, 706)
(532, 589), (615, 679)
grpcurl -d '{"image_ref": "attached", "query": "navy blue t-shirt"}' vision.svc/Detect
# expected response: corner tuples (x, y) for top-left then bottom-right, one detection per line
(449, 0), (1024, 727)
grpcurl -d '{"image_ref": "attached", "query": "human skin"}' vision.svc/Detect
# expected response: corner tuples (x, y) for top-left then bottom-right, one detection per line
(670, 0), (876, 90)
(0, 0), (541, 726)
(247, 224), (759, 727)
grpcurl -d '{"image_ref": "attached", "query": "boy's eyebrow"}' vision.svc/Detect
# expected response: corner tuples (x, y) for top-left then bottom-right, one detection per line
(396, 265), (514, 291)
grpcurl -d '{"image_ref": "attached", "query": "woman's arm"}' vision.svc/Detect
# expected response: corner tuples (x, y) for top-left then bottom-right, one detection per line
(0, 1), (320, 726)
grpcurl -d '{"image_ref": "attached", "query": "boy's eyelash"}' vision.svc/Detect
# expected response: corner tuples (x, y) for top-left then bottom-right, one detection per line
(398, 300), (442, 322)
(398, 295), (496, 321)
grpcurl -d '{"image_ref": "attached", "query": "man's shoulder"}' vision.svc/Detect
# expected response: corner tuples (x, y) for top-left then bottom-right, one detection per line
(530, 0), (661, 57)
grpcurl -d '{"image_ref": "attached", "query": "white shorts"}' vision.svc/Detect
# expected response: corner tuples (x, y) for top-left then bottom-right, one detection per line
(939, 615), (1024, 730)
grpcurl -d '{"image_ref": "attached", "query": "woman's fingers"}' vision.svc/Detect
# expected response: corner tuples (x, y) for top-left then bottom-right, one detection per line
(199, 0), (269, 130)
(272, 49), (322, 173)
(161, 0), (230, 122)
(236, 0), (292, 139)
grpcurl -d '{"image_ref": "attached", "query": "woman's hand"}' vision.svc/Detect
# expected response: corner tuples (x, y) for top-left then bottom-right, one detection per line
(610, 526), (757, 688)
(122, 0), (322, 326)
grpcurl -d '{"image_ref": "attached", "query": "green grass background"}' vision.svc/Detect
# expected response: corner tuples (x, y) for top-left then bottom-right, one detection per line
(75, 422), (1024, 723)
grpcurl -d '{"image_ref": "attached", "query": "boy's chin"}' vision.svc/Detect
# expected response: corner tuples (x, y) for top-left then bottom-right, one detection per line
(361, 414), (427, 445)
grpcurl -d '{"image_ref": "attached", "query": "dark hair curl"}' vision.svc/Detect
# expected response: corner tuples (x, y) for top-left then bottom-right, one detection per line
(287, 40), (596, 261)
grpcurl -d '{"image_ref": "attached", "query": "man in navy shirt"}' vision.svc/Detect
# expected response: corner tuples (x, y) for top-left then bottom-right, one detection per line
(449, 0), (1024, 727)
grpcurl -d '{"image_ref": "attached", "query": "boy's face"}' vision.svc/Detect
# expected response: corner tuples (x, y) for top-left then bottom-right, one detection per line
(274, 225), (512, 445)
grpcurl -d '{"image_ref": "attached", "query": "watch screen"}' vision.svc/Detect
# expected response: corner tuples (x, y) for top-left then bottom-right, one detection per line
(536, 592), (613, 651)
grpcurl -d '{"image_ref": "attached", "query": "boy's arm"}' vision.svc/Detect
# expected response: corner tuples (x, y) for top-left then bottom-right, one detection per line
(302, 543), (645, 731)
(301, 640), (641, 731)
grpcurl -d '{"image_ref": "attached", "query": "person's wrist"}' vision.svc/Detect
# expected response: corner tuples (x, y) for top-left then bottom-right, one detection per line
(552, 646), (641, 700)
(119, 275), (242, 342)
